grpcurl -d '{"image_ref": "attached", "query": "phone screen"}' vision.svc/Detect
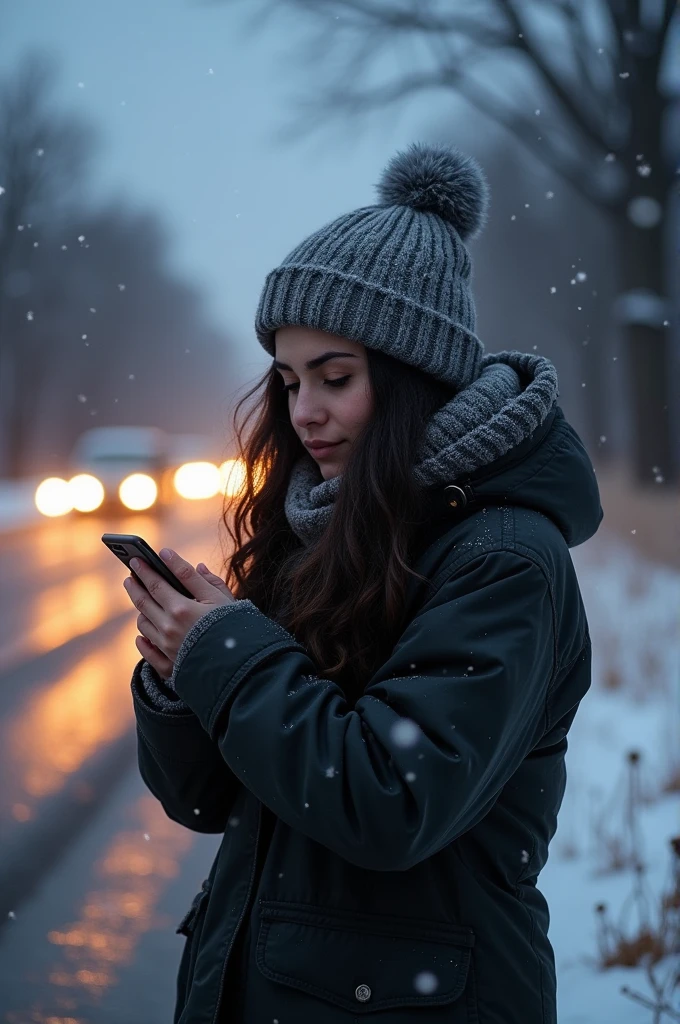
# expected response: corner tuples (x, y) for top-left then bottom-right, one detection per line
(101, 533), (195, 598)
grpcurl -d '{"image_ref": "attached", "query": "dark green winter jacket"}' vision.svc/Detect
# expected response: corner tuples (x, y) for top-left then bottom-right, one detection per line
(131, 404), (603, 1023)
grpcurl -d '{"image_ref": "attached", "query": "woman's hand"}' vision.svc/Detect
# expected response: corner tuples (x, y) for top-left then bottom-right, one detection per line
(123, 548), (236, 680)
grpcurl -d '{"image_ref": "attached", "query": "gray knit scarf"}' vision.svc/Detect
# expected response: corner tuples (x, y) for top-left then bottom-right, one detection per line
(284, 349), (559, 547)
(139, 348), (558, 711)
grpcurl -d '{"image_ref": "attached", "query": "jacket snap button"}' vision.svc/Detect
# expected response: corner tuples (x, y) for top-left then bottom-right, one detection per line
(355, 983), (372, 1002)
(444, 484), (468, 509)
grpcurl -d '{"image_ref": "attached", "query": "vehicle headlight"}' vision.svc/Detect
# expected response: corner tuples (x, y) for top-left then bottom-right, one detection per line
(119, 473), (157, 510)
(173, 461), (221, 500)
(35, 477), (73, 517)
(69, 473), (105, 512)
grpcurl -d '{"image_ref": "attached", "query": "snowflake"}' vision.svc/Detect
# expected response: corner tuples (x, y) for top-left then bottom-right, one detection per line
(550, 286), (557, 294)
(414, 971), (439, 994)
(390, 719), (421, 749)
(26, 311), (34, 320)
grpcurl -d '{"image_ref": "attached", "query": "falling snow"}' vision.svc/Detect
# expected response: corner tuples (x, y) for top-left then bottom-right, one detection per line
(390, 719), (421, 748)
(414, 971), (439, 994)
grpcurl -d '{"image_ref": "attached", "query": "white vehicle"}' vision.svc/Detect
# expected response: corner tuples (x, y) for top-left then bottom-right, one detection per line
(67, 426), (173, 513)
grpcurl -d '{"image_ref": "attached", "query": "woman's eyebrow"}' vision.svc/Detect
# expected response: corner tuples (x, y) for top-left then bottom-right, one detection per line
(273, 351), (358, 372)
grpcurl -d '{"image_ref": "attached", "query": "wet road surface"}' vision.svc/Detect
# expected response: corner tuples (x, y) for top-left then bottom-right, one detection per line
(0, 499), (228, 1022)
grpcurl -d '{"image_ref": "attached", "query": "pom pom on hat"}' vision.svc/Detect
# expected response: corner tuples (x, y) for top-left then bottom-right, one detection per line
(376, 142), (490, 241)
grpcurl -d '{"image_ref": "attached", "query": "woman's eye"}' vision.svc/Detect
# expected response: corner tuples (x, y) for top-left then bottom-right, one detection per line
(282, 375), (351, 394)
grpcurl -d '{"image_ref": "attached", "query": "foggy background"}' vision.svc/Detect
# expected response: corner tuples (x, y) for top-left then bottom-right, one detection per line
(1, 0), (678, 487)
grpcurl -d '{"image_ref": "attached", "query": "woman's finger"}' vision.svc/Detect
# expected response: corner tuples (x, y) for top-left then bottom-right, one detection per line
(136, 636), (174, 681)
(137, 612), (167, 655)
(197, 564), (231, 595)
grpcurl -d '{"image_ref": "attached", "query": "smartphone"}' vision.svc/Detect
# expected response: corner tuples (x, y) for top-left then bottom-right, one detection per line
(101, 533), (195, 599)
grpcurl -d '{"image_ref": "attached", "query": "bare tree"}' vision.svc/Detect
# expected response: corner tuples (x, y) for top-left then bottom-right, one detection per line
(226, 0), (679, 484)
(0, 51), (94, 477)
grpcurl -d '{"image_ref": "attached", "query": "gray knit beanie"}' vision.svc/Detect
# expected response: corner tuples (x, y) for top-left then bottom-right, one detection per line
(255, 142), (491, 393)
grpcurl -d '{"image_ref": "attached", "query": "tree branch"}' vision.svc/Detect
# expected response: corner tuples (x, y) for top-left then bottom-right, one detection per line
(499, 0), (610, 152)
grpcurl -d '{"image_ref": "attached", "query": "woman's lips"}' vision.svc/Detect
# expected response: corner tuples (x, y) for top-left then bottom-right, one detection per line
(309, 441), (343, 458)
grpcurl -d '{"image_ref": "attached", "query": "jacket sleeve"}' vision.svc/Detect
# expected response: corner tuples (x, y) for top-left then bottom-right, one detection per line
(172, 553), (555, 870)
(131, 658), (242, 833)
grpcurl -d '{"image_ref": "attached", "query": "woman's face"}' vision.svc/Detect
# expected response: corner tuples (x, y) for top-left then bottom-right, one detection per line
(274, 326), (374, 480)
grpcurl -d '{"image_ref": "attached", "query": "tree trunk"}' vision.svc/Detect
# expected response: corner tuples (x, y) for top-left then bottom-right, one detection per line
(616, 213), (675, 486)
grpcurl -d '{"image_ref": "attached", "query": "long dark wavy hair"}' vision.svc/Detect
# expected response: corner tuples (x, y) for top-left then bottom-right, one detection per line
(220, 345), (455, 704)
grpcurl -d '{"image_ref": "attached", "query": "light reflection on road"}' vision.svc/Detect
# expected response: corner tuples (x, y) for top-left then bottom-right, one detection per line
(0, 515), (168, 673)
(0, 502), (226, 672)
(7, 626), (136, 804)
(4, 795), (194, 1023)
(1, 518), (227, 836)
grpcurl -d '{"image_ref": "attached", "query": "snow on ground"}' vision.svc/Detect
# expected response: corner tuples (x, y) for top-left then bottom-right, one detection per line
(541, 535), (680, 1023)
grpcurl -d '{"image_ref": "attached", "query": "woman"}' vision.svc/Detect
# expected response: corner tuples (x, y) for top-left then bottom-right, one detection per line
(127, 142), (603, 1023)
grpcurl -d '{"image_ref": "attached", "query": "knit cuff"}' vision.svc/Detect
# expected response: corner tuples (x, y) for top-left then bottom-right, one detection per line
(139, 659), (191, 713)
(168, 600), (257, 690)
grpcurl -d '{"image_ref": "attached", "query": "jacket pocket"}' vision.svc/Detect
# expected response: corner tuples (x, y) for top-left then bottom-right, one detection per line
(176, 876), (213, 937)
(255, 900), (475, 1015)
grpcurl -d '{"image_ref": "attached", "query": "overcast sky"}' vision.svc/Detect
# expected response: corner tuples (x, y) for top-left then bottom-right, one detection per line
(2, 0), (461, 385)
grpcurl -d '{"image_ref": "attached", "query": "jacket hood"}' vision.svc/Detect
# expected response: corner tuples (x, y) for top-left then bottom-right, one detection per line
(459, 402), (604, 548)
